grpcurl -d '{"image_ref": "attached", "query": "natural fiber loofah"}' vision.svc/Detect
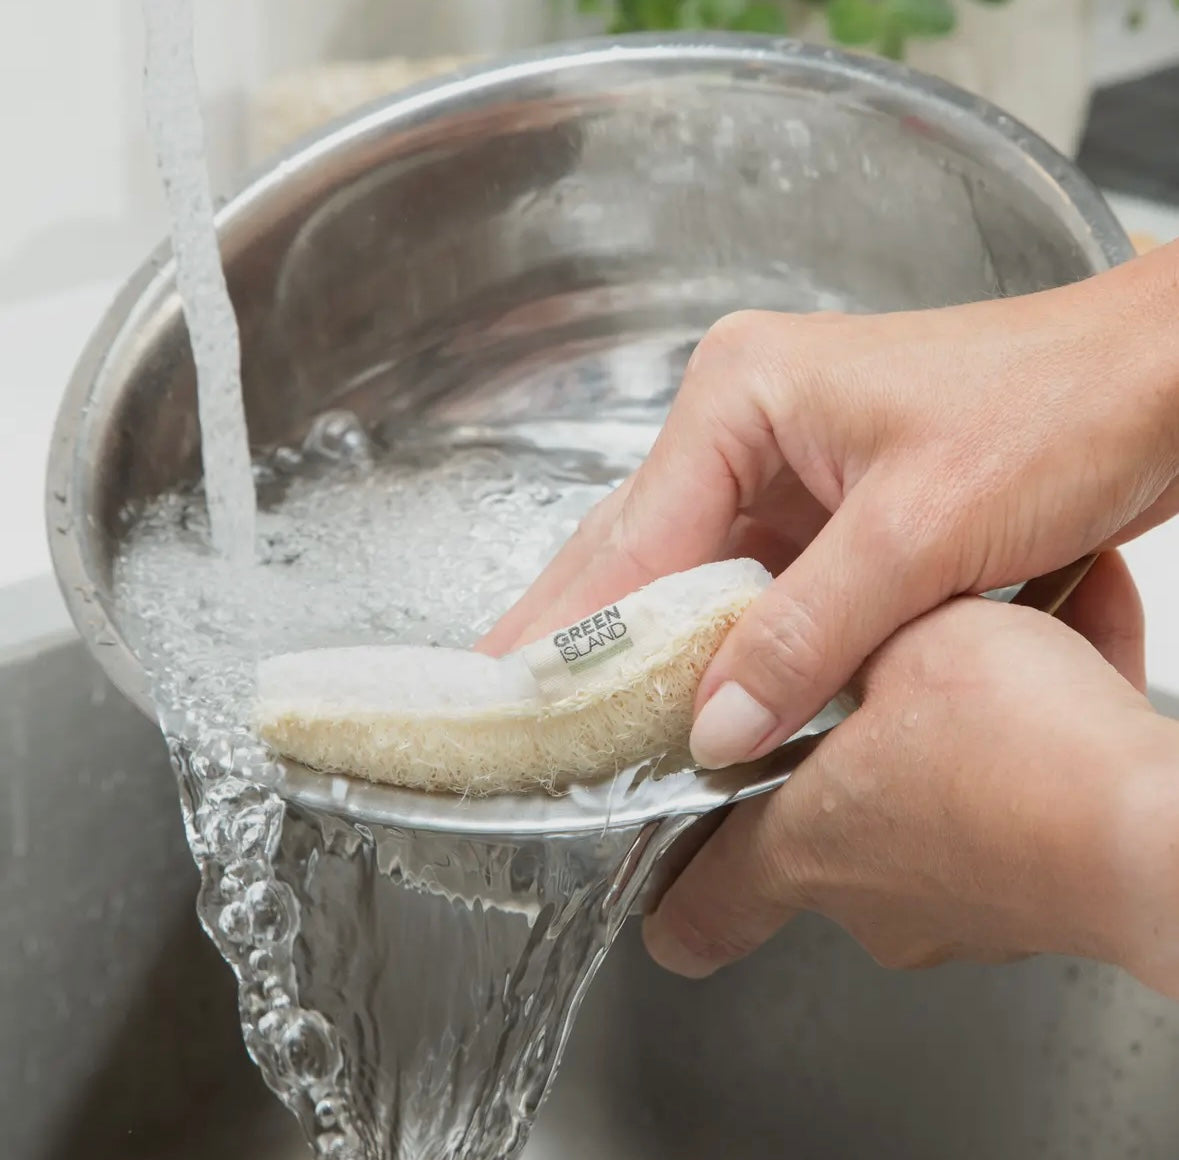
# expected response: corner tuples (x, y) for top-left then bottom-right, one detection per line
(254, 558), (771, 795)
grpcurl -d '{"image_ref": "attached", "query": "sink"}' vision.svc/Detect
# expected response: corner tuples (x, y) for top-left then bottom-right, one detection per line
(6, 626), (1179, 1160)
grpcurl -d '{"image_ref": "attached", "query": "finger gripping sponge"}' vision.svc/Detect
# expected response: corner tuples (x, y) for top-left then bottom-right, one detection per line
(254, 558), (771, 795)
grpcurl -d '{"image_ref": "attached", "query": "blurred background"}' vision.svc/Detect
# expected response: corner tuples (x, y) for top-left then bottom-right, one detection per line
(1, 0), (1178, 654)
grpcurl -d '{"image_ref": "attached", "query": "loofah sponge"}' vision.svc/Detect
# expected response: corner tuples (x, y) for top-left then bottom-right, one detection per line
(254, 558), (771, 795)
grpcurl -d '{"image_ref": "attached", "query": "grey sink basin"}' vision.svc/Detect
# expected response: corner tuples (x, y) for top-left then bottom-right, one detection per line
(6, 623), (1179, 1160)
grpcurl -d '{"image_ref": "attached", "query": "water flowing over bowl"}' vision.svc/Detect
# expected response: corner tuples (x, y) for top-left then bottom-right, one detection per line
(47, 34), (1132, 839)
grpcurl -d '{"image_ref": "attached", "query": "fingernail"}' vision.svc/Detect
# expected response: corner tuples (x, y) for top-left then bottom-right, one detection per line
(690, 681), (778, 769)
(642, 914), (717, 980)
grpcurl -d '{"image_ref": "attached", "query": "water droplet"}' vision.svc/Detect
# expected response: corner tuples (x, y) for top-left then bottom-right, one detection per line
(272, 445), (302, 473)
(241, 982), (268, 1019)
(249, 948), (274, 973)
(218, 901), (251, 944)
(230, 805), (278, 859)
(245, 881), (292, 945)
(281, 1014), (339, 1083)
(303, 411), (372, 466)
(316, 1131), (360, 1160)
(257, 1009), (288, 1041)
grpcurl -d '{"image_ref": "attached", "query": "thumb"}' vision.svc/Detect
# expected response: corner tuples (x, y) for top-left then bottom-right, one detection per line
(689, 483), (947, 769)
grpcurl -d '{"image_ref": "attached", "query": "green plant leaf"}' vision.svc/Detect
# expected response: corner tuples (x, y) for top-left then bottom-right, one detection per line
(608, 0), (684, 29)
(826, 0), (884, 44)
(640, 0), (691, 28)
(598, 0), (790, 32)
(727, 2), (789, 31)
(679, 0), (735, 25)
(888, 0), (955, 36)
(676, 0), (785, 29)
(877, 15), (906, 57)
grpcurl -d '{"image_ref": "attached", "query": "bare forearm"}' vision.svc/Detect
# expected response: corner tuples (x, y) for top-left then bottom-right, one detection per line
(1085, 239), (1179, 425)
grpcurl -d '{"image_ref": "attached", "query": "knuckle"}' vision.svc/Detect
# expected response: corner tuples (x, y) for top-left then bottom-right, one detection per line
(606, 497), (667, 578)
(570, 502), (610, 546)
(700, 309), (771, 358)
(851, 925), (952, 971)
(879, 943), (955, 971)
(870, 944), (924, 971)
(574, 483), (628, 542)
(608, 528), (661, 584)
(740, 598), (827, 698)
(659, 900), (767, 970)
(866, 491), (938, 563)
(684, 310), (775, 395)
(861, 484), (964, 596)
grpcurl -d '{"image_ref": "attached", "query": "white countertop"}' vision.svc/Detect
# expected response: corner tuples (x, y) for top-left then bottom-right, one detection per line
(4, 194), (1178, 688)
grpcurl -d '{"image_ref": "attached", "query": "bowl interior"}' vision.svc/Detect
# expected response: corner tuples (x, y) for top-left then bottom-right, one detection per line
(50, 37), (1131, 835)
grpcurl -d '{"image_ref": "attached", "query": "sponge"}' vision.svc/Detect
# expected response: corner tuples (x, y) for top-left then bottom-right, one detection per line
(254, 558), (771, 795)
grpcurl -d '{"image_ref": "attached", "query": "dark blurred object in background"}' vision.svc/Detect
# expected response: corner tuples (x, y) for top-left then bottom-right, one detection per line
(1079, 65), (1179, 208)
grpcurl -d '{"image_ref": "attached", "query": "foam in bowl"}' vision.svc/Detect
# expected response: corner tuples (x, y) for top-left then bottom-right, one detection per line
(254, 558), (771, 794)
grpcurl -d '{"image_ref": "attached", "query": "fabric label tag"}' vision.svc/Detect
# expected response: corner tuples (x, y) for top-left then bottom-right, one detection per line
(520, 595), (658, 704)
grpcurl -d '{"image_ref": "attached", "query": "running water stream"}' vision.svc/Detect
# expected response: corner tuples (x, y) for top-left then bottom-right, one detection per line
(142, 0), (256, 564)
(125, 3), (688, 1157)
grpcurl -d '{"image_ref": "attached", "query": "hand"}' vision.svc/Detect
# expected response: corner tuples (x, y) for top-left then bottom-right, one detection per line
(479, 242), (1179, 769)
(642, 551), (1179, 984)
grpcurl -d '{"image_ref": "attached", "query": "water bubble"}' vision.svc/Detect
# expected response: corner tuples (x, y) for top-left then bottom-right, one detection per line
(280, 1014), (340, 1083)
(316, 1131), (360, 1160)
(187, 753), (218, 789)
(231, 805), (279, 860)
(198, 810), (235, 857)
(245, 881), (293, 945)
(303, 411), (372, 465)
(272, 445), (302, 473)
(220, 859), (264, 899)
(248, 948), (274, 974)
(257, 1009), (288, 1042)
(241, 982), (269, 1019)
(217, 901), (251, 944)
(252, 462), (277, 486)
(315, 1097), (340, 1130)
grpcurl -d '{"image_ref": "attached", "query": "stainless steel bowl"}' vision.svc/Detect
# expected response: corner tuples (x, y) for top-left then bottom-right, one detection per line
(47, 34), (1132, 836)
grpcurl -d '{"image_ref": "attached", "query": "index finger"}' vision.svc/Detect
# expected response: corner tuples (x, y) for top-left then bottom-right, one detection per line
(479, 403), (748, 655)
(475, 476), (634, 656)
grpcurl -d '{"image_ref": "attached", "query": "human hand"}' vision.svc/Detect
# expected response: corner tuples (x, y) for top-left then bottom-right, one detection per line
(479, 243), (1179, 769)
(641, 551), (1179, 985)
